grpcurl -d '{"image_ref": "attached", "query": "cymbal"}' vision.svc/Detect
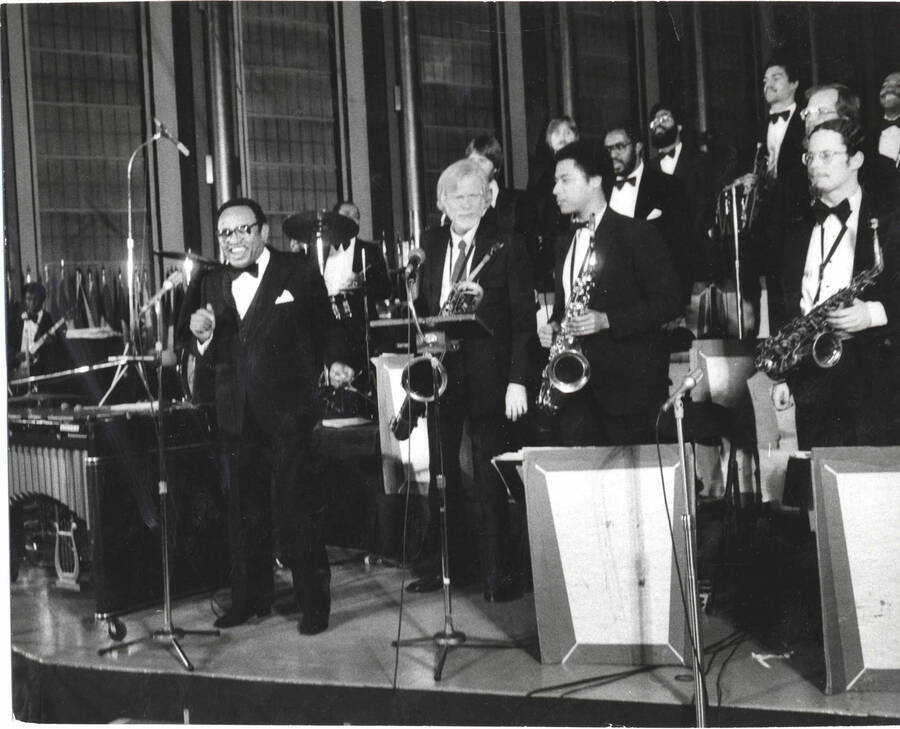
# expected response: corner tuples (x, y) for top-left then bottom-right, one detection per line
(153, 250), (221, 267)
(283, 211), (359, 244)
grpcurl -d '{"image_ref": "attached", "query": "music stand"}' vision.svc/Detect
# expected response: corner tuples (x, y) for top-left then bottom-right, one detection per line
(375, 313), (520, 681)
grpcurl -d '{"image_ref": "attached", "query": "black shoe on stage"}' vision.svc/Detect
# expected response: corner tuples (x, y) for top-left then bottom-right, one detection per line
(299, 612), (329, 635)
(405, 574), (442, 593)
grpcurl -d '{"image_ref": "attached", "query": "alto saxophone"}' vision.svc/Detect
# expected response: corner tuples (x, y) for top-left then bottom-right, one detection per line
(537, 217), (599, 415)
(756, 218), (883, 380)
(389, 240), (505, 440)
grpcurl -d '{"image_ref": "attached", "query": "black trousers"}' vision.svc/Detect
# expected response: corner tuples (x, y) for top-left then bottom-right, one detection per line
(556, 387), (659, 447)
(218, 412), (330, 620)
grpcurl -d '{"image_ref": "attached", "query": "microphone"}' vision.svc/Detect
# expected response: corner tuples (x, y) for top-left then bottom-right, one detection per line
(660, 368), (703, 413)
(153, 117), (190, 157)
(139, 270), (184, 315)
(404, 247), (426, 282)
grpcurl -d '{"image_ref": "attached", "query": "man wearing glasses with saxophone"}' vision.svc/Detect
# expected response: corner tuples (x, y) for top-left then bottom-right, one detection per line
(405, 158), (533, 602)
(767, 119), (900, 448)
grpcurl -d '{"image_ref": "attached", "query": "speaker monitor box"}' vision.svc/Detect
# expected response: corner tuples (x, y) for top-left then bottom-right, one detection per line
(523, 445), (691, 666)
(812, 446), (900, 694)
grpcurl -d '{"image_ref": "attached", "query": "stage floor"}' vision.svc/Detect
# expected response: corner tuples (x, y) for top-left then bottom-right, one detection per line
(10, 550), (900, 725)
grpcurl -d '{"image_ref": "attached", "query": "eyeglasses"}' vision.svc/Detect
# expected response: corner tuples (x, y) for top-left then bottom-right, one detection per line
(799, 106), (836, 121)
(446, 193), (485, 205)
(650, 112), (674, 128)
(217, 222), (261, 242)
(802, 149), (848, 165)
(605, 142), (632, 153)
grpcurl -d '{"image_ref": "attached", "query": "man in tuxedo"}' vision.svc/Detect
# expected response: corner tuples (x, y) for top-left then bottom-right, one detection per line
(405, 158), (533, 602)
(604, 124), (693, 305)
(538, 141), (682, 446)
(869, 70), (900, 216)
(322, 200), (390, 384)
(465, 134), (535, 239)
(9, 282), (61, 378)
(769, 119), (900, 448)
(648, 102), (717, 285)
(188, 197), (341, 634)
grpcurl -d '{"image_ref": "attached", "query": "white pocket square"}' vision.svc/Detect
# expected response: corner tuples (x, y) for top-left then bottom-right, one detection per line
(647, 208), (663, 220)
(275, 290), (294, 304)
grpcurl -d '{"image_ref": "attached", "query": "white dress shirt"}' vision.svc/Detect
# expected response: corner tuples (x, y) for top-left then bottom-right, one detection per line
(323, 238), (356, 296)
(20, 314), (39, 355)
(231, 247), (270, 319)
(562, 206), (606, 305)
(658, 142), (682, 176)
(878, 120), (900, 163)
(439, 223), (479, 308)
(800, 187), (886, 326)
(766, 102), (796, 178)
(609, 160), (644, 218)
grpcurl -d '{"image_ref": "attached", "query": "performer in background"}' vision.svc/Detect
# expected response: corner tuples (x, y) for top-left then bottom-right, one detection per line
(870, 70), (900, 216)
(538, 141), (682, 446)
(322, 200), (390, 394)
(648, 101), (718, 287)
(187, 197), (343, 635)
(769, 119), (900, 449)
(9, 282), (61, 379)
(604, 124), (693, 306)
(406, 158), (533, 602)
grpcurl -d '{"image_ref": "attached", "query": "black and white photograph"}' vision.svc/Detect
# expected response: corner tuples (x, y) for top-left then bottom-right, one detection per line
(3, 1), (900, 724)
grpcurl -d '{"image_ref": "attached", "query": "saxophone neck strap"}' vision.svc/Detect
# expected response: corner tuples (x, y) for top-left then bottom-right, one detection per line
(813, 221), (849, 306)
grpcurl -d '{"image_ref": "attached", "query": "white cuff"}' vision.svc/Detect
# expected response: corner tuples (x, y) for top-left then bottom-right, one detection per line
(866, 301), (888, 328)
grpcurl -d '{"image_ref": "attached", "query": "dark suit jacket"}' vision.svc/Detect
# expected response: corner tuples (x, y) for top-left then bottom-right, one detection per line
(551, 210), (682, 415)
(651, 143), (717, 280)
(775, 193), (900, 383)
(758, 110), (805, 180)
(8, 310), (56, 373)
(606, 165), (693, 303)
(416, 218), (533, 417)
(190, 247), (336, 438)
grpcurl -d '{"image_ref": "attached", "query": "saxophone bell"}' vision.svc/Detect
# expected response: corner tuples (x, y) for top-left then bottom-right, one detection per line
(547, 348), (591, 394)
(811, 330), (843, 369)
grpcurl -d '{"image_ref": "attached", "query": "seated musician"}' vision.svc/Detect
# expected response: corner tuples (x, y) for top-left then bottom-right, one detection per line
(768, 118), (900, 448)
(405, 158), (533, 602)
(9, 282), (62, 379)
(537, 141), (682, 446)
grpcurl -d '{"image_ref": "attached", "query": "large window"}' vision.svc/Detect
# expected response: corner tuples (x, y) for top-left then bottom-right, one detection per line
(238, 1), (340, 249)
(416, 2), (499, 226)
(28, 3), (146, 270)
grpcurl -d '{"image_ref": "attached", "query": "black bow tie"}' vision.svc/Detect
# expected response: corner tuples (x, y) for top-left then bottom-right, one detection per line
(23, 312), (39, 323)
(331, 238), (351, 251)
(769, 110), (790, 124)
(812, 199), (852, 226)
(614, 176), (636, 190)
(882, 117), (900, 131)
(662, 148), (677, 158)
(227, 262), (259, 281)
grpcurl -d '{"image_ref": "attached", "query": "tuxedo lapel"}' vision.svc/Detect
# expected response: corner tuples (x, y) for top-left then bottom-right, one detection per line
(591, 210), (616, 281)
(853, 195), (874, 274)
(239, 248), (290, 343)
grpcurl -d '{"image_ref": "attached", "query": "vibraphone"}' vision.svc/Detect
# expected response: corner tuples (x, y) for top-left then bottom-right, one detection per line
(8, 402), (227, 618)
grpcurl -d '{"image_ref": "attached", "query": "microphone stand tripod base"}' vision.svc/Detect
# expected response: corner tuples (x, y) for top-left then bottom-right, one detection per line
(99, 625), (221, 672)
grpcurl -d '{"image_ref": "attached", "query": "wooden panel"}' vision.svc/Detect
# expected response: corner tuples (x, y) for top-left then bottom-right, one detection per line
(523, 445), (690, 666)
(812, 447), (900, 694)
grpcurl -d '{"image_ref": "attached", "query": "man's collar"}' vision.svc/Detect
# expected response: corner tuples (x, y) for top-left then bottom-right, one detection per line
(574, 204), (607, 232)
(618, 160), (644, 184)
(769, 101), (797, 116)
(450, 220), (480, 247)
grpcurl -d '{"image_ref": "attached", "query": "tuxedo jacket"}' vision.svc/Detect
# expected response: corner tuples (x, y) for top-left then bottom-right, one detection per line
(775, 194), (900, 383)
(190, 247), (337, 438)
(650, 144), (716, 282)
(8, 309), (56, 373)
(551, 210), (683, 415)
(416, 218), (533, 416)
(607, 166), (693, 302)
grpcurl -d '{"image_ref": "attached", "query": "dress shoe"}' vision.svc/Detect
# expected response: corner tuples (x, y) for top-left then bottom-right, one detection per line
(298, 612), (329, 635)
(483, 574), (523, 603)
(213, 606), (270, 629)
(405, 574), (442, 593)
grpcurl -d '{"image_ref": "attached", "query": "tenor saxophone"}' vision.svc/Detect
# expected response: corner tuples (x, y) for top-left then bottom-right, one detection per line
(756, 218), (883, 380)
(537, 218), (599, 415)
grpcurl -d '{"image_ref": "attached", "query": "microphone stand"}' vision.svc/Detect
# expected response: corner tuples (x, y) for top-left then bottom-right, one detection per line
(98, 299), (219, 671)
(729, 186), (744, 340)
(101, 126), (182, 405)
(392, 277), (519, 681)
(673, 393), (707, 726)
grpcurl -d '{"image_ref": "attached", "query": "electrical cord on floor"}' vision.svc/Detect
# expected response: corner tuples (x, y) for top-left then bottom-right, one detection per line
(715, 631), (748, 724)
